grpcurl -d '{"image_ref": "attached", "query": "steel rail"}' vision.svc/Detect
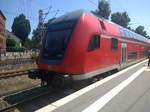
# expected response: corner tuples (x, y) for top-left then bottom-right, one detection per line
(0, 69), (37, 80)
(0, 85), (51, 112)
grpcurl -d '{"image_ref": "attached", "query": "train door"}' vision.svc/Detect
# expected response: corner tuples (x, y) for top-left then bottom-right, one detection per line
(121, 43), (127, 65)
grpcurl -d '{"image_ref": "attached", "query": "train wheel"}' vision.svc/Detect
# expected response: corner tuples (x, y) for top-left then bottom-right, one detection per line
(40, 79), (47, 86)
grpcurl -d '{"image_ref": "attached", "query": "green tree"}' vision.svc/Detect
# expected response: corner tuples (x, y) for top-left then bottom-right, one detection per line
(12, 14), (31, 45)
(92, 0), (111, 19)
(146, 35), (150, 39)
(6, 38), (17, 47)
(111, 12), (130, 28)
(135, 25), (147, 37)
(24, 38), (33, 49)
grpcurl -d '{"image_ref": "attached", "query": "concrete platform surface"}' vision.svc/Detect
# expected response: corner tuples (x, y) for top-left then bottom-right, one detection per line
(36, 60), (150, 112)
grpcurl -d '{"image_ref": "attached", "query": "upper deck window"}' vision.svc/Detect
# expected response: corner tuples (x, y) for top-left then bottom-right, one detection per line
(88, 35), (100, 52)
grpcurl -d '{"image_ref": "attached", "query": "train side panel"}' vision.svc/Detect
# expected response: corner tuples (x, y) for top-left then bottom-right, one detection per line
(83, 18), (121, 73)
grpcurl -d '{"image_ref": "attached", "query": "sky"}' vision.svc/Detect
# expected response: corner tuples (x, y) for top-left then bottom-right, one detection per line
(0, 0), (150, 38)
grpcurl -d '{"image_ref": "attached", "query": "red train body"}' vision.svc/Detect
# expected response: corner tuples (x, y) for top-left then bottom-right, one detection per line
(33, 10), (150, 84)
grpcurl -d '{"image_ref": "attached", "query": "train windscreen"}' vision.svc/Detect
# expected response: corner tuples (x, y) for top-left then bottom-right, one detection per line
(42, 20), (76, 62)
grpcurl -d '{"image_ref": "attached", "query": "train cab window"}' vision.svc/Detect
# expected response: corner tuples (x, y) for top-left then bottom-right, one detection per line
(111, 38), (118, 51)
(88, 35), (100, 52)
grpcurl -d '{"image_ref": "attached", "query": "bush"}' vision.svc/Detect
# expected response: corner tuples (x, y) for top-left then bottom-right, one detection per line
(6, 38), (25, 52)
(6, 38), (16, 47)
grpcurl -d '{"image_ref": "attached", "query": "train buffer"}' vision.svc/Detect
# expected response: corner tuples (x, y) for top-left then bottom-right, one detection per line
(36, 59), (150, 112)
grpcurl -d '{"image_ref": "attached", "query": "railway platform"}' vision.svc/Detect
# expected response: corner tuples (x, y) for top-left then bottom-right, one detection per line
(36, 59), (150, 112)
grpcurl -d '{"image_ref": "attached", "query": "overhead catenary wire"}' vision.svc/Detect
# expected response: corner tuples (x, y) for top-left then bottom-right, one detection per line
(2, 10), (38, 20)
(43, 6), (52, 22)
(2, 9), (66, 22)
(87, 0), (97, 7)
(53, 9), (59, 18)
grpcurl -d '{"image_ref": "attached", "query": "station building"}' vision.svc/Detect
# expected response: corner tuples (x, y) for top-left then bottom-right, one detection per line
(0, 10), (6, 52)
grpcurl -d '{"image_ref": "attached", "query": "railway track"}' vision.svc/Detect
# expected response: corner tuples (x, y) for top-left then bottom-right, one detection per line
(0, 69), (36, 80)
(0, 85), (52, 112)
(0, 84), (76, 112)
(0, 68), (118, 112)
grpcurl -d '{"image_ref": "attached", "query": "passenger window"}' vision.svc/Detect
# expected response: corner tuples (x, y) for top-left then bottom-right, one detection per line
(88, 35), (100, 52)
(128, 52), (137, 62)
(120, 28), (125, 37)
(111, 38), (118, 50)
(125, 30), (130, 38)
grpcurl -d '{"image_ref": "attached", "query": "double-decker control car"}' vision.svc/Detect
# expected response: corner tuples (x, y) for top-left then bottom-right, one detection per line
(29, 10), (150, 85)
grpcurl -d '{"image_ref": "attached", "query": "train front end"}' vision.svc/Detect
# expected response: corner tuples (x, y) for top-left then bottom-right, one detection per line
(30, 10), (91, 85)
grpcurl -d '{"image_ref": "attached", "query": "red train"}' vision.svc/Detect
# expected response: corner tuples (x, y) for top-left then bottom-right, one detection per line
(30, 10), (150, 85)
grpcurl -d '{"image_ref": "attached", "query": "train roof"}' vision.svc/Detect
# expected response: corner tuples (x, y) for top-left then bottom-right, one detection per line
(117, 25), (148, 43)
(50, 9), (89, 24)
(50, 9), (149, 44)
(95, 13), (149, 44)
